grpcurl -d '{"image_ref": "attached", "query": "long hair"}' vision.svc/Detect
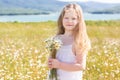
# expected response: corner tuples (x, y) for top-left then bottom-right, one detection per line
(57, 3), (91, 53)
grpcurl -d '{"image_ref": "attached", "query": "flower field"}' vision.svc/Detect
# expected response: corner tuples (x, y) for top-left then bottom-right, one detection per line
(0, 21), (120, 80)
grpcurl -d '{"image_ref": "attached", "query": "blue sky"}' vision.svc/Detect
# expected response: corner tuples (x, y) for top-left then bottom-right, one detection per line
(58, 0), (120, 3)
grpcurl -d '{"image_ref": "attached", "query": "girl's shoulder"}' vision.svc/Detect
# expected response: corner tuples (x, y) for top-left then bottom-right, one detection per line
(54, 34), (63, 39)
(53, 35), (64, 43)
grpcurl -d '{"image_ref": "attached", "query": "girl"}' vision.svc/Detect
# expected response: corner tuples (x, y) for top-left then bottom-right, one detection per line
(48, 3), (91, 80)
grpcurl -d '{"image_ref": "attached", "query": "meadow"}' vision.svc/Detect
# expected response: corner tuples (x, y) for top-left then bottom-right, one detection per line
(0, 20), (120, 80)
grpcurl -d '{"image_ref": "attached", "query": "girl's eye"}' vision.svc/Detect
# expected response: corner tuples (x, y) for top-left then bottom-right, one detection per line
(72, 18), (77, 20)
(64, 17), (68, 19)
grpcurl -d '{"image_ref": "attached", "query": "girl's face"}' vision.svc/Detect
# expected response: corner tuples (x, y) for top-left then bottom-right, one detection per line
(62, 10), (78, 31)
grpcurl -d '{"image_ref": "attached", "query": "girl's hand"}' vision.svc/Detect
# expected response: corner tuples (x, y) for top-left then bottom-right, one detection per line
(48, 58), (60, 69)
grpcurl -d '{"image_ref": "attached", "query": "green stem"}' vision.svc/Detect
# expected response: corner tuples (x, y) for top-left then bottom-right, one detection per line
(49, 68), (57, 80)
(49, 49), (58, 80)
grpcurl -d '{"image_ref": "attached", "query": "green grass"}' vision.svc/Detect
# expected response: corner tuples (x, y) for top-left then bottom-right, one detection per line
(0, 20), (120, 80)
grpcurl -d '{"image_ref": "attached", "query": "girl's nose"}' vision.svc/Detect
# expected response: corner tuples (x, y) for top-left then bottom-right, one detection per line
(68, 19), (72, 23)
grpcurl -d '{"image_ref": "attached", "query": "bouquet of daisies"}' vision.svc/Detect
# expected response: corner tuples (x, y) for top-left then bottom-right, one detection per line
(45, 36), (62, 80)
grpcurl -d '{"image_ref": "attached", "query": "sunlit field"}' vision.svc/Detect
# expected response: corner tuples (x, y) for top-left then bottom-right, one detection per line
(0, 21), (120, 80)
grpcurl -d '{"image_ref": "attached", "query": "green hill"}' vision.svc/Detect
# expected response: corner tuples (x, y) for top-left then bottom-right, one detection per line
(0, 0), (120, 15)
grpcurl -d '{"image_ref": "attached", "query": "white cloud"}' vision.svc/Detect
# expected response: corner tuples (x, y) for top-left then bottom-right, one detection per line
(90, 0), (120, 3)
(58, 0), (88, 2)
(58, 0), (120, 3)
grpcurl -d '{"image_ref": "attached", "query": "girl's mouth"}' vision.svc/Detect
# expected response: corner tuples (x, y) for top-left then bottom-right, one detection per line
(67, 25), (73, 26)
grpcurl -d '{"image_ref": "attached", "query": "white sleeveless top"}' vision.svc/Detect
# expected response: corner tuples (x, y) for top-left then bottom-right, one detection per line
(56, 44), (83, 80)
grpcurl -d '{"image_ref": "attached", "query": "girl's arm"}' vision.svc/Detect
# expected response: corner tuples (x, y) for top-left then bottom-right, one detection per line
(48, 50), (88, 71)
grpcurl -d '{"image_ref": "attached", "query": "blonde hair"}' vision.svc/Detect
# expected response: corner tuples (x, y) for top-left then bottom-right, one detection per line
(57, 3), (91, 53)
